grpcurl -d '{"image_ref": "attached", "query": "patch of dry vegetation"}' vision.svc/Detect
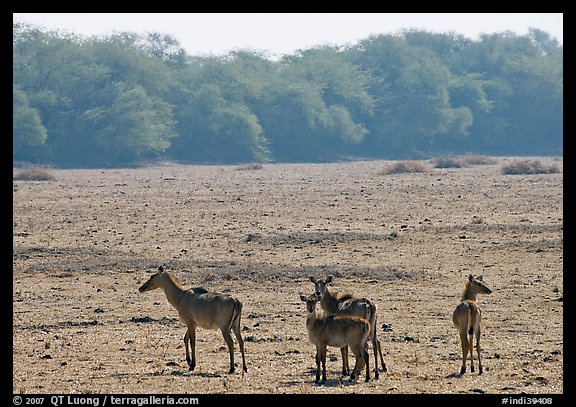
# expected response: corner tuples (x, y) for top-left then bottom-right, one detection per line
(380, 160), (431, 175)
(13, 167), (56, 181)
(236, 163), (264, 171)
(432, 156), (464, 169)
(432, 155), (498, 169)
(501, 160), (560, 175)
(460, 154), (498, 166)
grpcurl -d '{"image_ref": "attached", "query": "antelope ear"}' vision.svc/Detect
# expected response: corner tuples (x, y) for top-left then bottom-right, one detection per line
(477, 275), (484, 281)
(326, 275), (334, 284)
(300, 294), (308, 302)
(309, 276), (316, 283)
(468, 274), (474, 282)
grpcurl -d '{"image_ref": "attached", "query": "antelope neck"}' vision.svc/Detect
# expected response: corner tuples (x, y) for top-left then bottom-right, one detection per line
(160, 273), (187, 309)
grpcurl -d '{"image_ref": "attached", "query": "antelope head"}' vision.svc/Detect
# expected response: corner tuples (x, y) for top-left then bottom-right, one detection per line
(309, 275), (333, 301)
(468, 274), (493, 295)
(300, 293), (319, 315)
(139, 265), (166, 292)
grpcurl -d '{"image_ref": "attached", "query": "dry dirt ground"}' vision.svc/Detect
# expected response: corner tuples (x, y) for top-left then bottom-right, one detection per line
(13, 158), (563, 396)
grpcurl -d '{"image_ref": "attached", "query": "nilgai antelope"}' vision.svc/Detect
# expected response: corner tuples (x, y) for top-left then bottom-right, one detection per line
(452, 274), (492, 374)
(309, 275), (387, 378)
(138, 265), (247, 374)
(300, 294), (371, 384)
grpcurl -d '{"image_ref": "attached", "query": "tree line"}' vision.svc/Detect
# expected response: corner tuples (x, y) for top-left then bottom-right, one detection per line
(13, 22), (563, 167)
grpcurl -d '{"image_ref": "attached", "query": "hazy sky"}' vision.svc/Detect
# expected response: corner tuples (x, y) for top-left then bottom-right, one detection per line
(13, 13), (563, 59)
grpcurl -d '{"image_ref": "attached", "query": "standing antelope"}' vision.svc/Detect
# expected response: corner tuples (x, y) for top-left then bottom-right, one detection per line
(309, 275), (387, 378)
(138, 265), (247, 374)
(300, 294), (371, 384)
(452, 274), (492, 374)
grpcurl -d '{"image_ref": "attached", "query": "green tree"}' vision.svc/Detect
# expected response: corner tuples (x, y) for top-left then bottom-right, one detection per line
(13, 23), (562, 166)
(460, 31), (563, 154)
(13, 84), (47, 159)
(168, 51), (273, 163)
(14, 24), (178, 166)
(86, 32), (177, 98)
(351, 34), (473, 157)
(170, 82), (271, 163)
(80, 83), (176, 164)
(13, 22), (102, 163)
(141, 32), (189, 67)
(256, 46), (372, 161)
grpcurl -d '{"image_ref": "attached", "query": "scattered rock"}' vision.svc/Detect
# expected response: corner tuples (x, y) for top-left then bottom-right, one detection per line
(381, 323), (393, 332)
(130, 316), (154, 323)
(535, 376), (549, 385)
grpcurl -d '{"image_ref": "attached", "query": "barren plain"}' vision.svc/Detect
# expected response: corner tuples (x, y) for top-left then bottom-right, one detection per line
(13, 158), (563, 396)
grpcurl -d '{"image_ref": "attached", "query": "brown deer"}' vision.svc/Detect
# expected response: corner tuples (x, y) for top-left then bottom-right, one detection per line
(138, 265), (247, 374)
(452, 274), (492, 374)
(300, 293), (371, 384)
(309, 275), (387, 378)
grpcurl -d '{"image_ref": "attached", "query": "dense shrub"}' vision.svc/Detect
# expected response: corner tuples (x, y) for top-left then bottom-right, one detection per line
(13, 168), (56, 181)
(460, 155), (498, 166)
(433, 156), (464, 169)
(380, 161), (431, 175)
(236, 163), (264, 171)
(501, 160), (560, 175)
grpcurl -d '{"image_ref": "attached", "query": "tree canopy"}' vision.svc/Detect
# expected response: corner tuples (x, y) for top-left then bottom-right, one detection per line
(13, 23), (563, 167)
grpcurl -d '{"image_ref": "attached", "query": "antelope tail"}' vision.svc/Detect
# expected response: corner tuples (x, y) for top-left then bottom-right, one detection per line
(467, 302), (478, 336)
(369, 302), (377, 337)
(229, 299), (243, 332)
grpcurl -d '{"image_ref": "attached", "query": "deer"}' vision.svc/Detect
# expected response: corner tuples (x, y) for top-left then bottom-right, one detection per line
(309, 275), (387, 379)
(138, 265), (247, 374)
(299, 293), (371, 384)
(452, 274), (492, 375)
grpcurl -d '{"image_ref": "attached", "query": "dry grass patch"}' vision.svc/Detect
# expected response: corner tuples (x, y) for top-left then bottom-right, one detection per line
(460, 154), (498, 166)
(236, 163), (264, 171)
(380, 161), (431, 175)
(433, 155), (498, 169)
(432, 156), (465, 169)
(501, 160), (560, 175)
(13, 167), (56, 181)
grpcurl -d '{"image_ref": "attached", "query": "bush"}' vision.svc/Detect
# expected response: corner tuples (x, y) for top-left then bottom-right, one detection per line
(501, 160), (560, 175)
(460, 155), (497, 166)
(380, 161), (431, 175)
(433, 156), (464, 169)
(13, 167), (56, 181)
(236, 163), (264, 171)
